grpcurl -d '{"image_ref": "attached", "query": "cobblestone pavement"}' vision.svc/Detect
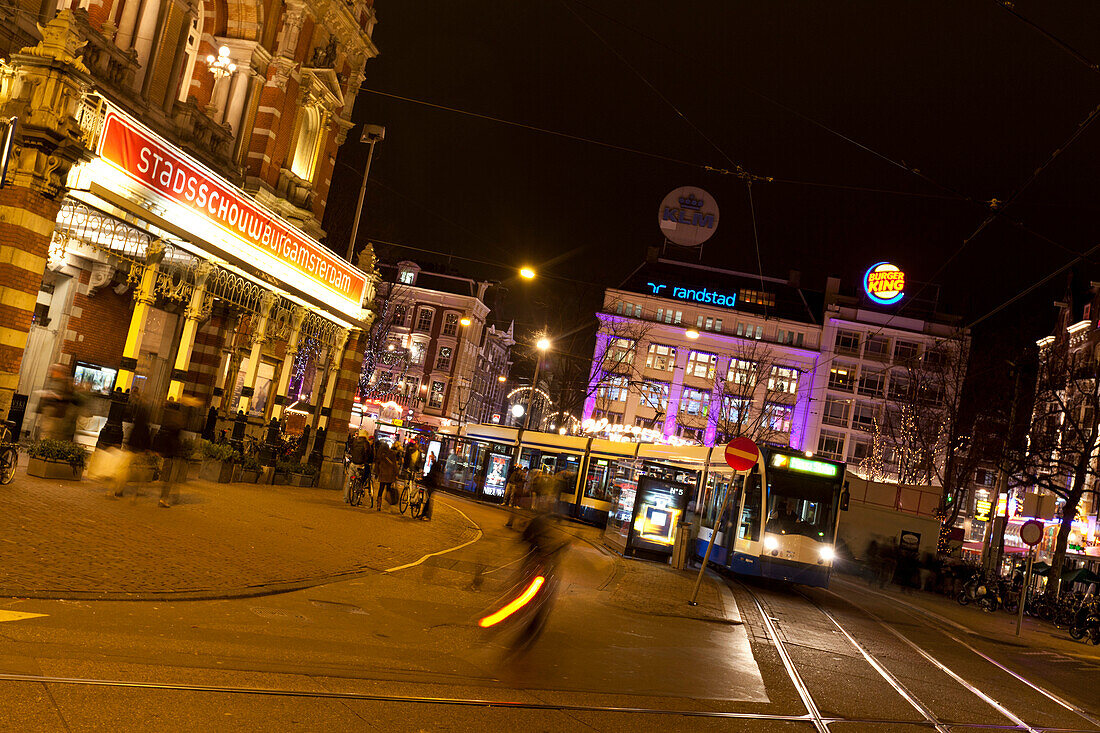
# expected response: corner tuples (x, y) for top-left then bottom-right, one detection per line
(0, 464), (479, 600)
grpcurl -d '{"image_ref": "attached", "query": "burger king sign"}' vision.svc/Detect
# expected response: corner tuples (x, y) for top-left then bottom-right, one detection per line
(863, 262), (905, 305)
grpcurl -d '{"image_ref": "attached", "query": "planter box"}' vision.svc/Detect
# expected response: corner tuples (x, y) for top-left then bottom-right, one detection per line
(294, 474), (316, 487)
(199, 459), (235, 483)
(27, 456), (84, 481)
(239, 470), (260, 483)
(273, 472), (290, 485)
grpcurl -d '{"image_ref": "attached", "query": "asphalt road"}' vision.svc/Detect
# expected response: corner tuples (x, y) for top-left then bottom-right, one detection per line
(1, 491), (1098, 731)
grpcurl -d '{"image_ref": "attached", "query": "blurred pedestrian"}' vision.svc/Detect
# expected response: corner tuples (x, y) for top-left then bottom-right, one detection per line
(153, 406), (185, 507)
(35, 363), (83, 442)
(113, 400), (152, 499)
(504, 464), (526, 528)
(374, 440), (398, 511)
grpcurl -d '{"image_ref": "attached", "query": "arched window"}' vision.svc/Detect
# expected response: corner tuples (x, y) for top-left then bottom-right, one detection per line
(178, 11), (203, 102)
(290, 106), (322, 181)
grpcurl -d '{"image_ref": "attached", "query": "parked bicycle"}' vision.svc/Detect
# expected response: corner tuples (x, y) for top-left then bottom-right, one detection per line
(0, 421), (17, 485)
(399, 480), (427, 518)
(344, 455), (373, 509)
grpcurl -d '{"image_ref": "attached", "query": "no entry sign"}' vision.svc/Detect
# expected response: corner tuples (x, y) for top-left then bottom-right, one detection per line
(1019, 519), (1044, 547)
(725, 437), (759, 471)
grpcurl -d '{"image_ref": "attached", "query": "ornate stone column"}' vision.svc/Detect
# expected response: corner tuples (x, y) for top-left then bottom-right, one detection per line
(270, 306), (307, 422)
(0, 11), (92, 420)
(231, 291), (277, 444)
(308, 328), (348, 467)
(166, 260), (214, 403)
(98, 239), (165, 447)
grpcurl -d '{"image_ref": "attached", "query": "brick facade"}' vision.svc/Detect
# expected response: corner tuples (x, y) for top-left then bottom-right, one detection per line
(59, 270), (132, 370)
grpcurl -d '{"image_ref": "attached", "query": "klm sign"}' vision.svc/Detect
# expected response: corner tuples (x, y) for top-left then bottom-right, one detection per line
(647, 282), (737, 308)
(658, 187), (720, 247)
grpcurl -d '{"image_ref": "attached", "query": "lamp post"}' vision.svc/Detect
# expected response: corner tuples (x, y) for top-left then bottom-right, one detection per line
(514, 338), (550, 464)
(345, 124), (386, 262)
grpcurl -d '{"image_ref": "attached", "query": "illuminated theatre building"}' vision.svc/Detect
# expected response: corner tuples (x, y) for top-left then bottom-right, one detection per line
(583, 255), (968, 480)
(0, 3), (380, 486)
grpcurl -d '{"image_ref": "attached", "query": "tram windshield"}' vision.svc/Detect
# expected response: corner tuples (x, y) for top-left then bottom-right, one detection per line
(764, 470), (839, 542)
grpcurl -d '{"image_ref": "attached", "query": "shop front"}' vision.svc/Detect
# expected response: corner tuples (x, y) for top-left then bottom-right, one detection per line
(16, 98), (374, 487)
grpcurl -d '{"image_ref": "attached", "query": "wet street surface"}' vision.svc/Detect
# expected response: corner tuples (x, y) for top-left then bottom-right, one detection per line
(0, 487), (1098, 731)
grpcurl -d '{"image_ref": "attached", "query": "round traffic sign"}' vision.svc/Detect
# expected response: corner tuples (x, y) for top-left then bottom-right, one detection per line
(725, 437), (759, 472)
(1020, 519), (1044, 547)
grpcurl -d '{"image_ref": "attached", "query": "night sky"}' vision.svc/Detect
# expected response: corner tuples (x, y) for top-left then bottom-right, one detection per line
(324, 1), (1100, 366)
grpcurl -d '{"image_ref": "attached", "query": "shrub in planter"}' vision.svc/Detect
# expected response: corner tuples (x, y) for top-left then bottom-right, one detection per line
(128, 452), (159, 483)
(199, 440), (240, 483)
(293, 462), (318, 487)
(273, 458), (296, 485)
(27, 439), (86, 480)
(239, 455), (261, 483)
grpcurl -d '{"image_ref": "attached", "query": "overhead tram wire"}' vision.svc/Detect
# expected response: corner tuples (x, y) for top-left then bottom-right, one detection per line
(993, 1), (1100, 75)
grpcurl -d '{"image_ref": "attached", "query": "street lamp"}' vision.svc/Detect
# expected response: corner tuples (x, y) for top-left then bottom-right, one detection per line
(206, 46), (236, 80)
(520, 267), (536, 280)
(515, 337), (550, 461)
(460, 316), (472, 327)
(685, 329), (700, 339)
(345, 124), (386, 262)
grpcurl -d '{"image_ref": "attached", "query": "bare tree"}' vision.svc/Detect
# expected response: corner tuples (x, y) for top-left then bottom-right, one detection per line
(587, 307), (656, 420)
(1016, 337), (1100, 588)
(859, 331), (978, 526)
(685, 339), (795, 446)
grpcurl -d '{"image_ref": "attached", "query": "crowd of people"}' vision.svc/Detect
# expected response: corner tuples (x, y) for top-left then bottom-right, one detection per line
(860, 537), (989, 596)
(345, 431), (434, 519)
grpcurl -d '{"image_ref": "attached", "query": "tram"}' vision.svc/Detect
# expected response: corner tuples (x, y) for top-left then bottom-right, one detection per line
(696, 446), (846, 588)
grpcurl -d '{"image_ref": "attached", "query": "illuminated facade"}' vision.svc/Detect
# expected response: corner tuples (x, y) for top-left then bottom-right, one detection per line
(583, 257), (967, 485)
(0, 1), (380, 486)
(358, 261), (513, 429)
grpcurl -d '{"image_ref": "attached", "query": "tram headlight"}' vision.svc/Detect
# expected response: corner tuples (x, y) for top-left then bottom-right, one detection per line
(819, 545), (835, 563)
(764, 536), (779, 553)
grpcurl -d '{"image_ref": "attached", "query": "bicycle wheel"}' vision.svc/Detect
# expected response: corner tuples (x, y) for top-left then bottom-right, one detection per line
(366, 477), (375, 508)
(0, 447), (16, 485)
(349, 476), (363, 506)
(398, 484), (410, 514)
(410, 488), (424, 518)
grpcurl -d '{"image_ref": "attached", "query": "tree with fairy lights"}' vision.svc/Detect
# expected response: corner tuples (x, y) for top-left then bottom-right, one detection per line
(358, 281), (413, 402)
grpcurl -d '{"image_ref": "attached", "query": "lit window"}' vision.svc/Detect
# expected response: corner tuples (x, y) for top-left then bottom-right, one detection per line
(828, 366), (855, 391)
(686, 351), (717, 380)
(290, 106), (323, 182)
(597, 375), (628, 402)
(435, 346), (453, 371)
(429, 381), (446, 408)
(768, 365), (799, 395)
(416, 308), (434, 331)
(640, 381), (669, 411)
(728, 359), (757, 386)
(443, 313), (459, 336)
(721, 395), (749, 423)
(764, 403), (793, 432)
(604, 338), (636, 370)
(680, 387), (710, 416)
(398, 270), (416, 285)
(645, 343), (676, 371)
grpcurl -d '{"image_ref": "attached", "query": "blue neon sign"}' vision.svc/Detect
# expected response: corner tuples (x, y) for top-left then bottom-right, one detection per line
(647, 282), (737, 308)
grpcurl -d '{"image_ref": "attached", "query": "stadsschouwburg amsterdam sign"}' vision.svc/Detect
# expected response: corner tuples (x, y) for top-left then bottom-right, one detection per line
(96, 108), (368, 309)
(863, 262), (905, 305)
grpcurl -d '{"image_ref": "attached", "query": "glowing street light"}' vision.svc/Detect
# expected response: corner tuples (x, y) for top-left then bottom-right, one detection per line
(536, 337), (551, 351)
(511, 403), (525, 418)
(520, 267), (536, 280)
(685, 329), (700, 339)
(497, 375), (507, 382)
(460, 316), (472, 327)
(206, 46), (237, 80)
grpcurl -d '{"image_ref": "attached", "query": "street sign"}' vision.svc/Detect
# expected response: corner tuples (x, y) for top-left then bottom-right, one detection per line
(1019, 519), (1044, 547)
(724, 437), (759, 472)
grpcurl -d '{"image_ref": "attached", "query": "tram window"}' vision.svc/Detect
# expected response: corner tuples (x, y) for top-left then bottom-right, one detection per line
(702, 475), (737, 529)
(764, 474), (838, 541)
(738, 474), (761, 541)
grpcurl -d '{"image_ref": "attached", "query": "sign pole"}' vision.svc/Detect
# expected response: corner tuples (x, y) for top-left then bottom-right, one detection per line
(689, 437), (759, 606)
(1017, 547), (1034, 637)
(689, 475), (738, 606)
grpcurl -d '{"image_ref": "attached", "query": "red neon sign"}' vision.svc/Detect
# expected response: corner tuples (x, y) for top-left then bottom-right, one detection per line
(96, 108), (367, 306)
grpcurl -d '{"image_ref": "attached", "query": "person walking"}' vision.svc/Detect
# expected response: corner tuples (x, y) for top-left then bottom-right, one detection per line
(504, 465), (527, 528)
(113, 400), (152, 499)
(374, 440), (399, 511)
(152, 406), (184, 507)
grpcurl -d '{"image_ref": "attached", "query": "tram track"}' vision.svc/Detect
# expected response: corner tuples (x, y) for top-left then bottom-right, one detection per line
(732, 577), (1100, 733)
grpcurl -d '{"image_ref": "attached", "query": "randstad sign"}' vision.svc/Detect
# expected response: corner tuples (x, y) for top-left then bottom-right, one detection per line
(647, 282), (737, 308)
(658, 186), (719, 247)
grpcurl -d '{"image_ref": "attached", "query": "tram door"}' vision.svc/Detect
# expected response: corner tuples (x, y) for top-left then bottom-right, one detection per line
(729, 471), (763, 574)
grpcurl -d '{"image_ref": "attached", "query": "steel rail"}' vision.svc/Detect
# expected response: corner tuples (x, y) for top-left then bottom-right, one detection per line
(822, 587), (1040, 733)
(735, 580), (830, 732)
(793, 588), (952, 733)
(835, 580), (1100, 730)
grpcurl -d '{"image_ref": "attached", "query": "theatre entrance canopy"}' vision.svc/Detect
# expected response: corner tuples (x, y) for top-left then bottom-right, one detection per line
(68, 100), (374, 332)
